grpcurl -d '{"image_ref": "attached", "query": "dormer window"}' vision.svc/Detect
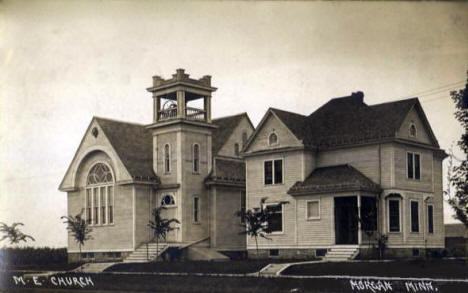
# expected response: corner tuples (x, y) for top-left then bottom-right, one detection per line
(268, 132), (278, 146)
(409, 122), (417, 137)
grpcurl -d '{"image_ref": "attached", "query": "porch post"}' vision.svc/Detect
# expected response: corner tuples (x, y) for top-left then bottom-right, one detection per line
(357, 194), (362, 245)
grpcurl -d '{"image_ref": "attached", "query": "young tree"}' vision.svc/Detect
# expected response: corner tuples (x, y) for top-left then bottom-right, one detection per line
(148, 206), (180, 261)
(237, 197), (288, 257)
(0, 222), (35, 245)
(61, 210), (93, 262)
(447, 71), (468, 228)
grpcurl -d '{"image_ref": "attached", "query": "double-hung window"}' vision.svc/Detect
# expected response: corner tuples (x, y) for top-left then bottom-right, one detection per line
(411, 200), (420, 233)
(265, 203), (283, 233)
(264, 159), (283, 185)
(388, 199), (401, 232)
(407, 152), (421, 180)
(427, 205), (434, 234)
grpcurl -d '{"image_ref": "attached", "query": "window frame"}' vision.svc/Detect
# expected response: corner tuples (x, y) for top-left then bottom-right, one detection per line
(164, 143), (171, 174)
(387, 198), (401, 233)
(192, 143), (200, 174)
(85, 162), (115, 226)
(409, 122), (417, 137)
(410, 199), (420, 233)
(242, 131), (248, 147)
(263, 158), (284, 186)
(268, 132), (278, 146)
(427, 204), (434, 234)
(306, 199), (321, 220)
(406, 152), (421, 180)
(240, 190), (246, 224)
(264, 202), (284, 234)
(193, 196), (200, 224)
(234, 143), (240, 157)
(160, 193), (176, 208)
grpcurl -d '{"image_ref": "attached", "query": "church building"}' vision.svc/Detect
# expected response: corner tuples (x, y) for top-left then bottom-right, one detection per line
(59, 69), (446, 262)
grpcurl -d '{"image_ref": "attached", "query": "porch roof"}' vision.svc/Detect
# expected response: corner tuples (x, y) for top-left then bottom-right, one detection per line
(288, 164), (381, 195)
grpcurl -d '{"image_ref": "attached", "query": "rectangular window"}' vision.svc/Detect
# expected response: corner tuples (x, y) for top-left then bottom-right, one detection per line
(264, 161), (273, 185)
(240, 191), (246, 224)
(407, 152), (421, 180)
(193, 196), (200, 223)
(274, 160), (283, 184)
(86, 189), (92, 224)
(94, 188), (99, 225)
(306, 200), (320, 220)
(361, 197), (377, 231)
(266, 204), (283, 233)
(427, 205), (434, 234)
(264, 159), (283, 185)
(100, 187), (106, 224)
(389, 199), (400, 232)
(108, 186), (114, 224)
(411, 201), (419, 233)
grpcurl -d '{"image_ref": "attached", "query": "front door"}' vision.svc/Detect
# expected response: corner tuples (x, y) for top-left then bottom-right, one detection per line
(334, 196), (358, 245)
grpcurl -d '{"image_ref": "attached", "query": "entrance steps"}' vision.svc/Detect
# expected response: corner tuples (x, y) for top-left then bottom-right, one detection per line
(324, 246), (359, 262)
(123, 243), (168, 263)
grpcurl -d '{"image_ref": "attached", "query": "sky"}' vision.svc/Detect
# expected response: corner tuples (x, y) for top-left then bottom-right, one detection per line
(1, 0), (467, 248)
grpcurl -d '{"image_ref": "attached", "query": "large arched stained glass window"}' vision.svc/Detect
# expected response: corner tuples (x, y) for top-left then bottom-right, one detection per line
(86, 163), (114, 226)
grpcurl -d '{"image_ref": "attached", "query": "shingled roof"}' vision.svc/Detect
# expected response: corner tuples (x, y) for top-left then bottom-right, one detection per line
(267, 93), (437, 150)
(288, 164), (381, 195)
(95, 117), (159, 182)
(212, 113), (250, 155)
(205, 158), (245, 187)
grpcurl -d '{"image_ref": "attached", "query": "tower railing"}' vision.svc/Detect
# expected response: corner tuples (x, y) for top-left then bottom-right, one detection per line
(158, 107), (206, 122)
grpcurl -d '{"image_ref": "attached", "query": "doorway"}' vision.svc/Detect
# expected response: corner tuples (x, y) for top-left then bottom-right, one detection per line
(334, 196), (358, 245)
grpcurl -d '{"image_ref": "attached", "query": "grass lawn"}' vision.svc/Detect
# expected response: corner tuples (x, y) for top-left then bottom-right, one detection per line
(105, 259), (305, 274)
(283, 259), (468, 279)
(1, 262), (84, 272)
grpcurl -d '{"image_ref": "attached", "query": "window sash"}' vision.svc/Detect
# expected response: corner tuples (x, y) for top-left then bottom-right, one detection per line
(164, 144), (171, 173)
(306, 200), (320, 220)
(265, 203), (283, 233)
(389, 200), (400, 232)
(407, 152), (421, 180)
(407, 153), (414, 179)
(193, 144), (199, 173)
(264, 159), (283, 185)
(193, 197), (200, 223)
(427, 205), (434, 234)
(86, 185), (113, 226)
(411, 201), (419, 233)
(240, 191), (246, 224)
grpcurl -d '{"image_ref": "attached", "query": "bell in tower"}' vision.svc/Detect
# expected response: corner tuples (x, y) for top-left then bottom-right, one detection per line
(146, 68), (217, 124)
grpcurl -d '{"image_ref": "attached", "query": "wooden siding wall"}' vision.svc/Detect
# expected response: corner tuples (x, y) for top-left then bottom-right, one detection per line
(296, 195), (334, 246)
(211, 187), (246, 250)
(155, 131), (178, 185)
(134, 185), (153, 249)
(396, 107), (433, 145)
(217, 117), (254, 157)
(247, 113), (302, 153)
(394, 144), (433, 193)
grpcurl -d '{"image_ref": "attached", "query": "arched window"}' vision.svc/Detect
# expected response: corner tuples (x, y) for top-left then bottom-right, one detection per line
(164, 144), (171, 173)
(193, 144), (200, 173)
(269, 132), (278, 146)
(161, 194), (176, 207)
(409, 123), (417, 137)
(86, 163), (114, 225)
(242, 132), (248, 147)
(234, 143), (240, 156)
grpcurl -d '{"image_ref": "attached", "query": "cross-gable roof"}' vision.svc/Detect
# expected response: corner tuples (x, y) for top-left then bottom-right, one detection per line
(245, 93), (440, 152)
(94, 117), (158, 181)
(211, 113), (254, 155)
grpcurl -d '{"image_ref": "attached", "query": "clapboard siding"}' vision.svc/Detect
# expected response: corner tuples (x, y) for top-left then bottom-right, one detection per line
(396, 107), (433, 145)
(246, 150), (305, 247)
(297, 195), (334, 246)
(247, 112), (302, 153)
(394, 144), (433, 192)
(316, 145), (380, 183)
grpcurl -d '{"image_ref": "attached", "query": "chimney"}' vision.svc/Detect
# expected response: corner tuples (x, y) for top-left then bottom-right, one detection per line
(351, 91), (364, 103)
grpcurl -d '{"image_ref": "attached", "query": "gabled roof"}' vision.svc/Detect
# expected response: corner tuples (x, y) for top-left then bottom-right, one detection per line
(211, 113), (253, 155)
(205, 158), (245, 187)
(247, 93), (439, 151)
(95, 117), (158, 181)
(288, 164), (381, 195)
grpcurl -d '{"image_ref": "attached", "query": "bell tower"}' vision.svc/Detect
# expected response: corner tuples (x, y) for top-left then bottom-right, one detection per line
(146, 69), (217, 243)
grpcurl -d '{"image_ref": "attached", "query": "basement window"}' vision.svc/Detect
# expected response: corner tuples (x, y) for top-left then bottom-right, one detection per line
(269, 249), (279, 257)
